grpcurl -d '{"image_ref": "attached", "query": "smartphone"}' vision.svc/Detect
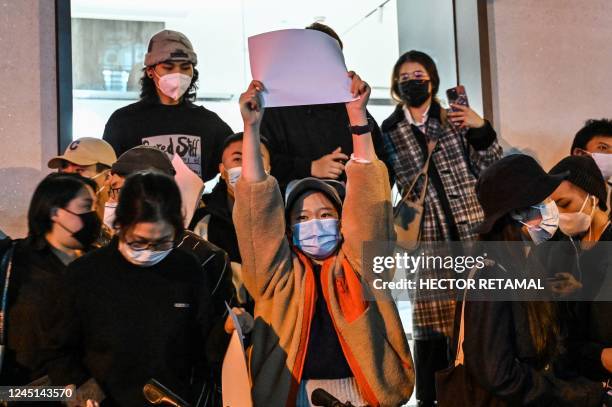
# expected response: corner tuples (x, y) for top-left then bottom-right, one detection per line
(446, 85), (469, 112)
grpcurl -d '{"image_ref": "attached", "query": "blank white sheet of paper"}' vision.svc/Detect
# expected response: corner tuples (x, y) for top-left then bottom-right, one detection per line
(248, 29), (355, 107)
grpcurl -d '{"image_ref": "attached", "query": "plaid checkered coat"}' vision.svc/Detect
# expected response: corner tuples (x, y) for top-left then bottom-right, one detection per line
(381, 102), (503, 339)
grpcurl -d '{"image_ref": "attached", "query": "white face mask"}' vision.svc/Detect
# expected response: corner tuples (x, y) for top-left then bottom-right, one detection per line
(225, 166), (242, 190)
(558, 194), (595, 237)
(590, 153), (612, 180)
(103, 202), (117, 230)
(118, 240), (172, 267)
(154, 71), (192, 101)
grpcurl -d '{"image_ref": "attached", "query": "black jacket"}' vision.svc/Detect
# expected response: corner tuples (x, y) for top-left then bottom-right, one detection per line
(1, 237), (68, 386)
(47, 239), (217, 407)
(102, 99), (233, 181)
(259, 103), (385, 186)
(461, 264), (605, 406)
(565, 225), (612, 381)
(189, 181), (240, 264)
(188, 184), (256, 316)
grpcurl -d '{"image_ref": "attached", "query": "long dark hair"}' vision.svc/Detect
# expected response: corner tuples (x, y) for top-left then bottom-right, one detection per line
(480, 214), (560, 364)
(114, 171), (184, 240)
(390, 50), (440, 105)
(139, 67), (200, 103)
(28, 173), (97, 243)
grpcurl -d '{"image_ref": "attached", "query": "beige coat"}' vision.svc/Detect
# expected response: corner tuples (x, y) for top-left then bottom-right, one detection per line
(233, 159), (414, 406)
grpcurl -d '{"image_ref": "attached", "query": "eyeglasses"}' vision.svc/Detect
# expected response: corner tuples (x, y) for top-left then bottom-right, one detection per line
(397, 70), (430, 82)
(124, 239), (175, 251)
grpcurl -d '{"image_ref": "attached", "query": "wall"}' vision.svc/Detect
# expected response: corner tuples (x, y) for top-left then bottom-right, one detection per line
(396, 0), (458, 106)
(487, 0), (612, 169)
(0, 0), (57, 238)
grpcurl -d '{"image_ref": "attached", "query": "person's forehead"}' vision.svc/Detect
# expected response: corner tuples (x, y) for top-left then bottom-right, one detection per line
(399, 61), (427, 74)
(110, 173), (126, 183)
(586, 135), (612, 146)
(295, 191), (335, 210)
(130, 221), (174, 236)
(550, 180), (585, 199)
(224, 140), (243, 154)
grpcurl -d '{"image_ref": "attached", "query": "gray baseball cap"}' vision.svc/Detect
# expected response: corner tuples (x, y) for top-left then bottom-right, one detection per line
(144, 30), (198, 67)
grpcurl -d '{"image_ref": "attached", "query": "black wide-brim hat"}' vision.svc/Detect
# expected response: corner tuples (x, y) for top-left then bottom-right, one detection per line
(473, 154), (568, 234)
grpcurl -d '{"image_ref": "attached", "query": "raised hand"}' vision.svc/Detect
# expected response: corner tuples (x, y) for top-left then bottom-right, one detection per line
(239, 80), (265, 127)
(345, 71), (371, 116)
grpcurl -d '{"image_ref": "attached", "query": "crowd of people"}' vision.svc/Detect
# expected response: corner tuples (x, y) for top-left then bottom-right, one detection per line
(0, 24), (611, 407)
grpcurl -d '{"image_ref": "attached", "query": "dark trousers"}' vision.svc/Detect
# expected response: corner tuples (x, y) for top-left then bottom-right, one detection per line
(414, 336), (451, 406)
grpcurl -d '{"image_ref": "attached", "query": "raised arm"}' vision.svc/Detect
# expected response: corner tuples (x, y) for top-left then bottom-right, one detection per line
(341, 72), (395, 273)
(345, 71), (376, 162)
(233, 81), (296, 299)
(239, 80), (267, 183)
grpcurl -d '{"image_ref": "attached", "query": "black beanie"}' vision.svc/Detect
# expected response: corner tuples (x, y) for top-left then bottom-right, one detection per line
(549, 156), (608, 211)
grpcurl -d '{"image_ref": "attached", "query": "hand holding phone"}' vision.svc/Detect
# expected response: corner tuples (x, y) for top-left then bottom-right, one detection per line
(446, 85), (469, 112)
(446, 85), (485, 129)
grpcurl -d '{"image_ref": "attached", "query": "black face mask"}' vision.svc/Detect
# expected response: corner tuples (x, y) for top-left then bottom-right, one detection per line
(60, 209), (101, 248)
(399, 79), (431, 107)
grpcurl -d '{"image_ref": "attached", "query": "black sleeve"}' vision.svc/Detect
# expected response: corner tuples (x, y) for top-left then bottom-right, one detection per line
(465, 120), (497, 151)
(261, 110), (312, 186)
(196, 253), (231, 376)
(102, 112), (128, 158)
(566, 302), (609, 381)
(464, 301), (604, 406)
(368, 112), (396, 186)
(44, 266), (91, 387)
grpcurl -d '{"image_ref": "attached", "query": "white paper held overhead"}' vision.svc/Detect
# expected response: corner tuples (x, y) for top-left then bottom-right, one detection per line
(248, 29), (356, 108)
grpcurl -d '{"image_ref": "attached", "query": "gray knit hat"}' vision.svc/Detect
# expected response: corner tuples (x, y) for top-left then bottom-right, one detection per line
(144, 30), (197, 67)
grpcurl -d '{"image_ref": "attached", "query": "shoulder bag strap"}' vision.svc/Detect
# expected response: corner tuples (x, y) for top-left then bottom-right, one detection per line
(399, 137), (439, 204)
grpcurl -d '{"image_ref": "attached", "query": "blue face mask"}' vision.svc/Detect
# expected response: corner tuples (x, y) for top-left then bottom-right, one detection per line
(512, 200), (559, 245)
(292, 219), (340, 260)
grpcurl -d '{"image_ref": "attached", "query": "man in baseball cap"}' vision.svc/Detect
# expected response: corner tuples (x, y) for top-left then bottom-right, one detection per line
(48, 137), (116, 177)
(48, 137), (117, 226)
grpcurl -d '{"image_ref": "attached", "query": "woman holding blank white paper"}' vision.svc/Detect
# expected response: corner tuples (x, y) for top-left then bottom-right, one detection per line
(233, 73), (414, 406)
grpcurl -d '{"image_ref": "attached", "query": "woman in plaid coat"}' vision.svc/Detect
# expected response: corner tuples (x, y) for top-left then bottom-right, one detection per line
(380, 50), (502, 407)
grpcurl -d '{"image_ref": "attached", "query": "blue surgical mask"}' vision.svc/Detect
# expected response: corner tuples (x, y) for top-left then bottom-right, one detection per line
(292, 219), (340, 260)
(512, 200), (559, 245)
